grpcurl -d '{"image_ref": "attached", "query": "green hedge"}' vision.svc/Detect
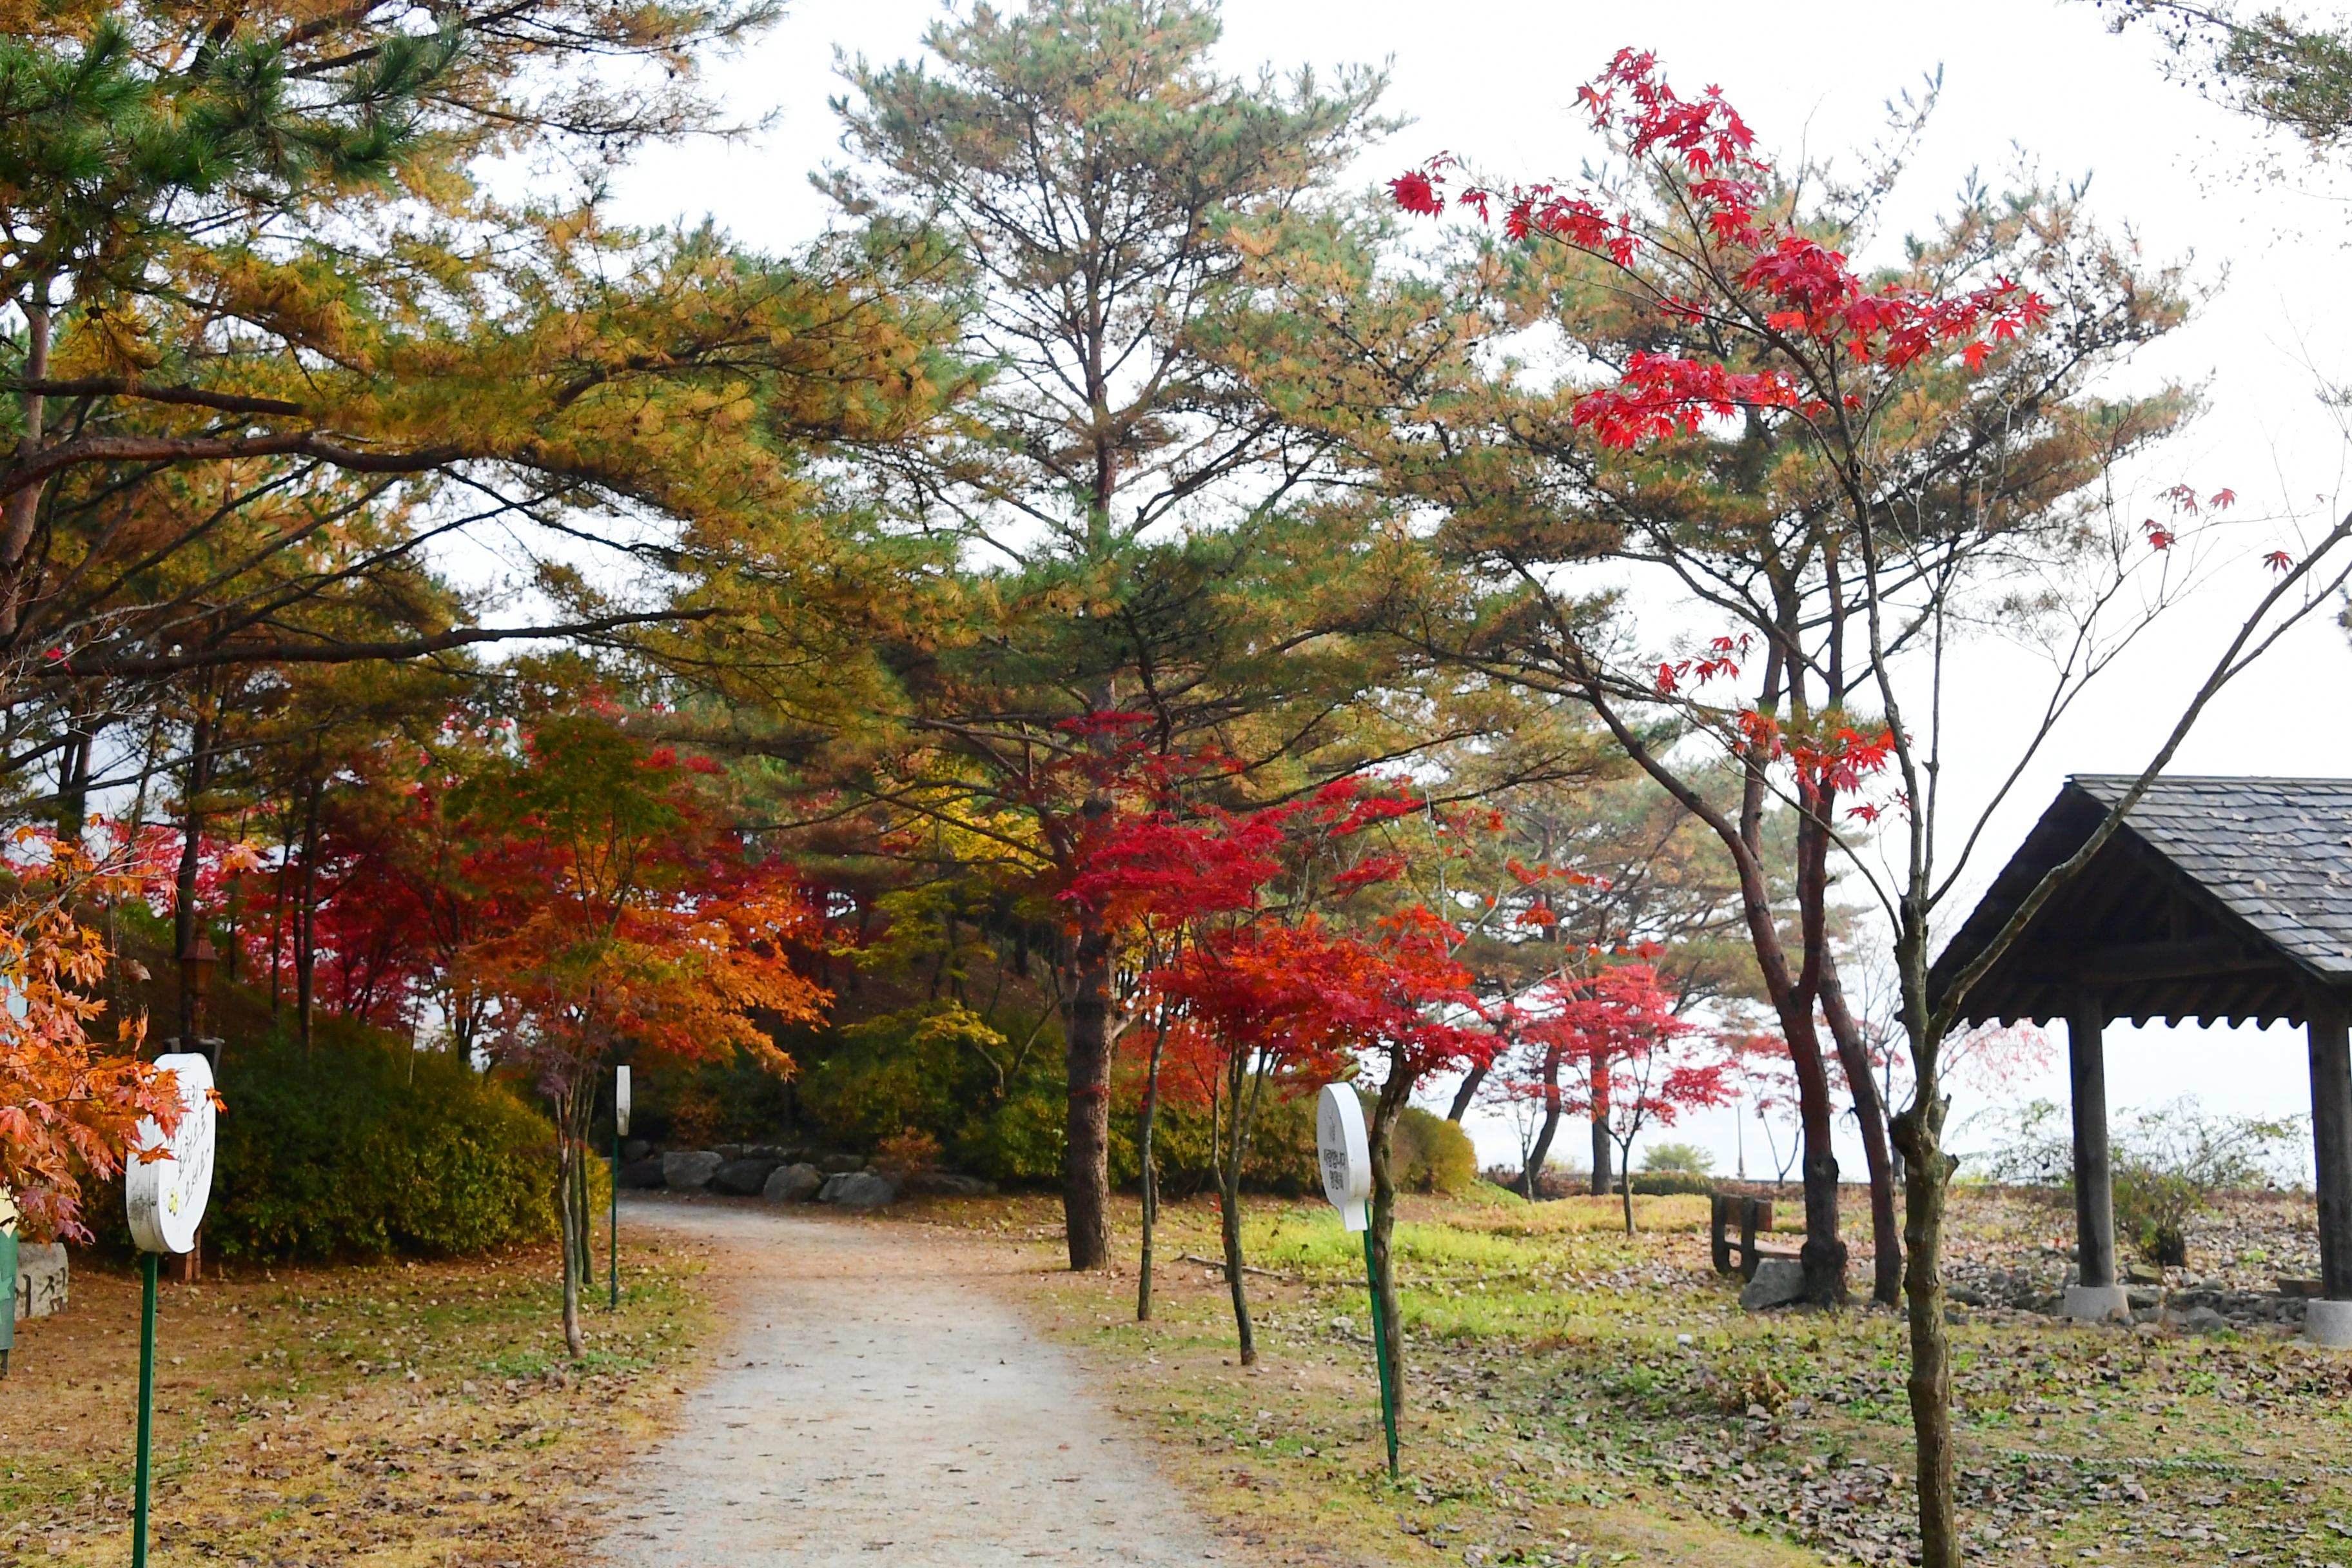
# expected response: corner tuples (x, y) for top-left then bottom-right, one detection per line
(1627, 1170), (1716, 1197)
(203, 1033), (559, 1262)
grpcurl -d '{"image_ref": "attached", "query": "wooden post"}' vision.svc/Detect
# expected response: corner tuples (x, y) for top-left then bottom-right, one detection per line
(2064, 999), (2126, 1320)
(2308, 1004), (2352, 1298)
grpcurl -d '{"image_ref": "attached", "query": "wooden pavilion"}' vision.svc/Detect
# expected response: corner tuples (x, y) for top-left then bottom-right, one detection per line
(1930, 775), (2352, 1341)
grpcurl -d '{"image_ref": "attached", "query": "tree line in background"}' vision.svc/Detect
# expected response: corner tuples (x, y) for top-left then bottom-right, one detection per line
(12, 0), (2352, 1562)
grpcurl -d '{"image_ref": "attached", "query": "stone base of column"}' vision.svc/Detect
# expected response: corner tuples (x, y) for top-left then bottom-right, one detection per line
(2306, 1298), (2352, 1347)
(2063, 1284), (2130, 1322)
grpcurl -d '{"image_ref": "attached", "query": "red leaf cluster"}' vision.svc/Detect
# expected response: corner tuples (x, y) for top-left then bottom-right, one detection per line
(1391, 48), (2053, 449)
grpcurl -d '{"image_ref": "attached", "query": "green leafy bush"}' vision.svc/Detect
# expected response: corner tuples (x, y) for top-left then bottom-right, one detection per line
(204, 1032), (560, 1262)
(1387, 1104), (1478, 1194)
(1641, 1141), (1715, 1175)
(2110, 1102), (2302, 1267)
(1628, 1170), (1715, 1196)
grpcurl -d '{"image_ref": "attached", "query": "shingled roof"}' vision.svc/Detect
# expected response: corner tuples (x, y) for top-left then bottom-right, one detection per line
(1930, 776), (2352, 1028)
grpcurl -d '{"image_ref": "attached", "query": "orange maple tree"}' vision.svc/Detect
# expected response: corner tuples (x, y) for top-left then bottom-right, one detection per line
(0, 835), (184, 1242)
(450, 712), (830, 1352)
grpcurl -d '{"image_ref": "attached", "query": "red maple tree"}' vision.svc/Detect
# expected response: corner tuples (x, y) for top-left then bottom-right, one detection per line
(1072, 775), (1489, 1395)
(1505, 962), (1727, 1233)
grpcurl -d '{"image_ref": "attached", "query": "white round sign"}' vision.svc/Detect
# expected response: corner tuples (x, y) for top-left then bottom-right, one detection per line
(615, 1064), (631, 1137)
(126, 1052), (217, 1255)
(1316, 1084), (1371, 1233)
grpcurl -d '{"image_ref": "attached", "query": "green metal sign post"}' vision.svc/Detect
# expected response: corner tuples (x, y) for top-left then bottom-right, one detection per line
(124, 1051), (217, 1568)
(1316, 1084), (1398, 1481)
(131, 1253), (157, 1568)
(1360, 1226), (1399, 1480)
(0, 1220), (18, 1378)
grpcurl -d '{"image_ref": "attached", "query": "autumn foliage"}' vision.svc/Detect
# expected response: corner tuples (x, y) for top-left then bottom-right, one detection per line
(0, 837), (181, 1241)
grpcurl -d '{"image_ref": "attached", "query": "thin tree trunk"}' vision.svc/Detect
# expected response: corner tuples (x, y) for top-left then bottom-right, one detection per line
(1521, 1044), (1562, 1198)
(1447, 1062), (1487, 1122)
(55, 705), (92, 842)
(1892, 1046), (1955, 1567)
(1136, 1012), (1168, 1322)
(268, 808), (292, 1017)
(573, 1138), (594, 1289)
(1620, 1140), (1636, 1234)
(1367, 1061), (1411, 1416)
(173, 706), (214, 1044)
(296, 771), (322, 1061)
(1217, 1050), (1255, 1365)
(1062, 906), (1113, 1271)
(1588, 1057), (1612, 1197)
(557, 1086), (585, 1359)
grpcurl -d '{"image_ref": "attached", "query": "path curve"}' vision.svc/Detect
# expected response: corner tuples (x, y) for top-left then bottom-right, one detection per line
(593, 1195), (1233, 1568)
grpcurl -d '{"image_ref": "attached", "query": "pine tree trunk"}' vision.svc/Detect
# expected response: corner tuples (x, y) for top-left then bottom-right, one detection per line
(1779, 1005), (1848, 1306)
(0, 295), (50, 636)
(1823, 957), (1902, 1306)
(1062, 908), (1113, 1271)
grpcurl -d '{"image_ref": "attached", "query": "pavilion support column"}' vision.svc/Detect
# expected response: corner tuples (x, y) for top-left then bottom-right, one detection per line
(2304, 1001), (2352, 1346)
(2063, 997), (2128, 1322)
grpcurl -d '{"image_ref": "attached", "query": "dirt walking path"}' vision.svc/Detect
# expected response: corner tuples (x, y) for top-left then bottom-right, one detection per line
(592, 1196), (1235, 1568)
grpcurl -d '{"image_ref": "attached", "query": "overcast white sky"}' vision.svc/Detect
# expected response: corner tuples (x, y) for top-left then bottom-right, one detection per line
(606, 0), (2352, 1182)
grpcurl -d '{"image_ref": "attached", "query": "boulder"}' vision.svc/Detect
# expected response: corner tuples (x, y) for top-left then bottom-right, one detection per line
(819, 1171), (899, 1210)
(902, 1171), (998, 1197)
(15, 1242), (66, 1322)
(617, 1157), (667, 1190)
(660, 1150), (723, 1191)
(622, 1139), (652, 1163)
(2168, 1304), (2230, 1337)
(763, 1163), (824, 1203)
(818, 1153), (865, 1175)
(1739, 1257), (1807, 1311)
(710, 1157), (781, 1197)
(714, 1144), (744, 1161)
(742, 1143), (791, 1161)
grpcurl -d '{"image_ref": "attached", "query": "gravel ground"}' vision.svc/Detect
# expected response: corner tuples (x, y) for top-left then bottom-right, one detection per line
(591, 1195), (1237, 1568)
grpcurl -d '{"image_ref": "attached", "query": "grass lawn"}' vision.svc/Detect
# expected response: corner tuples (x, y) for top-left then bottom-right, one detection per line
(921, 1184), (2352, 1568)
(0, 1235), (711, 1568)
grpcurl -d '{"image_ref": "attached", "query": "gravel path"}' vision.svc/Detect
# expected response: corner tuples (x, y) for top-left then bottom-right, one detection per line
(592, 1196), (1234, 1568)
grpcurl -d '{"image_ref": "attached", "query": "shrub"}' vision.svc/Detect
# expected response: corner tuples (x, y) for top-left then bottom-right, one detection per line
(1641, 1141), (1715, 1175)
(1387, 1104), (1478, 1194)
(874, 1126), (943, 1175)
(202, 1030), (560, 1262)
(1628, 1170), (1715, 1196)
(1973, 1095), (2304, 1266)
(2111, 1101), (2303, 1267)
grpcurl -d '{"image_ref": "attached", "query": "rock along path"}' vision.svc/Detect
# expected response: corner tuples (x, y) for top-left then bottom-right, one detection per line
(593, 1196), (1234, 1568)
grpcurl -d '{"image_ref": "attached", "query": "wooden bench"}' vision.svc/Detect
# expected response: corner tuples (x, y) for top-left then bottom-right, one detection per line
(1710, 1192), (1799, 1281)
